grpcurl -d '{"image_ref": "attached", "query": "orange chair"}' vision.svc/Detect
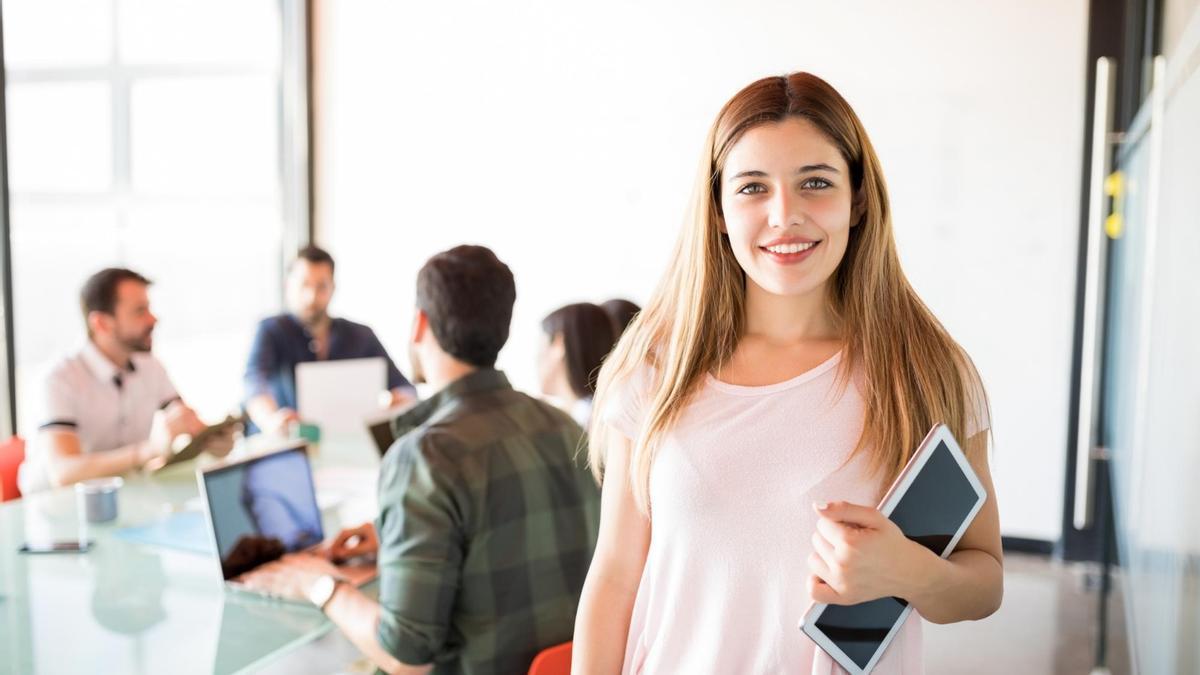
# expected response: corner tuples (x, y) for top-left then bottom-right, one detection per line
(528, 642), (572, 675)
(0, 436), (25, 502)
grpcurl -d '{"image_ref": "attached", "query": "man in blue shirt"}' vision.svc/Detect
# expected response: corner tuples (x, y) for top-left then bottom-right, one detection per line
(244, 246), (416, 435)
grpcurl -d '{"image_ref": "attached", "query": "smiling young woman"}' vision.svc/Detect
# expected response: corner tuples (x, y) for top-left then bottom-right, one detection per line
(571, 73), (1003, 674)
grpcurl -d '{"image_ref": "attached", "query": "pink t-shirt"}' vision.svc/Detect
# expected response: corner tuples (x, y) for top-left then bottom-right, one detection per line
(605, 351), (988, 674)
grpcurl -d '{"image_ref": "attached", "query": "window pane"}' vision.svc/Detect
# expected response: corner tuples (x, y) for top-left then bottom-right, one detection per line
(130, 76), (278, 196)
(116, 0), (280, 67)
(6, 2), (300, 431)
(10, 201), (285, 429)
(10, 203), (121, 434)
(6, 83), (112, 193)
(122, 202), (282, 333)
(123, 202), (283, 418)
(2, 0), (113, 68)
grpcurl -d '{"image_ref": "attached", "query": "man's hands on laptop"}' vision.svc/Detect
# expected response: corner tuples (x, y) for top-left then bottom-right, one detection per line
(330, 523), (378, 563)
(237, 523), (377, 603)
(239, 553), (345, 602)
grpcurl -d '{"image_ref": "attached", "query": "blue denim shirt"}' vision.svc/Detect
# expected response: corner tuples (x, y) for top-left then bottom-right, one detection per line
(243, 314), (412, 420)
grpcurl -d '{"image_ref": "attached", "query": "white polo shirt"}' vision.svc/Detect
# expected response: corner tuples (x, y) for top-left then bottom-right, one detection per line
(18, 341), (180, 493)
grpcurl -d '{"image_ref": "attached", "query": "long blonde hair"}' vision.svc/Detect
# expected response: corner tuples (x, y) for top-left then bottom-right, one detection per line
(589, 72), (988, 513)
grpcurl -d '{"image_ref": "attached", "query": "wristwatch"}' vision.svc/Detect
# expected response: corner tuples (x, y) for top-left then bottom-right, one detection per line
(308, 574), (341, 611)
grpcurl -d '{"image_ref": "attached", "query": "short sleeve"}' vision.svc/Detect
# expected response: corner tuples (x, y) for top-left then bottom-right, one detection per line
(600, 362), (654, 440)
(38, 366), (78, 431)
(147, 355), (181, 409)
(964, 371), (991, 440)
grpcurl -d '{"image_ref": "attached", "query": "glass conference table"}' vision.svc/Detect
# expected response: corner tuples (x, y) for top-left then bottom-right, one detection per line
(0, 436), (382, 675)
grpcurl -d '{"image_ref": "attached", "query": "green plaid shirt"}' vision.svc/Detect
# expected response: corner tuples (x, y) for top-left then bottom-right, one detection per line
(375, 369), (600, 675)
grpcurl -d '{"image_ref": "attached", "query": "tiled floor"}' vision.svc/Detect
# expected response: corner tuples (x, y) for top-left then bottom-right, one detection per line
(925, 552), (1131, 674)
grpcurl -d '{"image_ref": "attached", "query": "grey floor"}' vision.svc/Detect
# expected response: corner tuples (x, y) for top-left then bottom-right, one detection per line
(925, 552), (1131, 675)
(261, 552), (1133, 674)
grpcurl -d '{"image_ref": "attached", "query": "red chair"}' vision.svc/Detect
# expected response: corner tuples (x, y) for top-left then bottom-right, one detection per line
(0, 436), (25, 502)
(528, 642), (572, 675)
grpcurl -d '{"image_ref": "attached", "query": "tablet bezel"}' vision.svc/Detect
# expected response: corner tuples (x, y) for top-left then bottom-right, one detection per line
(154, 413), (245, 472)
(798, 423), (988, 674)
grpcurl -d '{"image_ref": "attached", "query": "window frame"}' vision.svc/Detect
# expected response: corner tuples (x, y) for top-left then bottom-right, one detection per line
(0, 0), (312, 435)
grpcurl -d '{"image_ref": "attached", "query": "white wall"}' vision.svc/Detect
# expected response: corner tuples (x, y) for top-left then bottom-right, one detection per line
(317, 0), (1088, 541)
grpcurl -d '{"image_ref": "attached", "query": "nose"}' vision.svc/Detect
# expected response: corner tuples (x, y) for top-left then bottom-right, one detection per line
(767, 189), (804, 229)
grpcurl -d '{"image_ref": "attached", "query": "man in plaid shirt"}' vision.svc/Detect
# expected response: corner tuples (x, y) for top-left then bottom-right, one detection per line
(257, 245), (600, 674)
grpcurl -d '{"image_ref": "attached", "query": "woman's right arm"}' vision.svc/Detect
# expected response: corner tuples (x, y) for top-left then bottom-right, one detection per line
(572, 433), (651, 674)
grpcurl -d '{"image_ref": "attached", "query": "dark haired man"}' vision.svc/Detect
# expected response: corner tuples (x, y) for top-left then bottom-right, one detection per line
(250, 245), (600, 675)
(243, 245), (416, 435)
(19, 268), (235, 493)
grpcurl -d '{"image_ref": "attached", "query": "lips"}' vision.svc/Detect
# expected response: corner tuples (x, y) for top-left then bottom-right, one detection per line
(758, 239), (821, 265)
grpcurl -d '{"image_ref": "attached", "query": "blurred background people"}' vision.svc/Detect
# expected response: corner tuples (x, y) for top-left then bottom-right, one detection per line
(538, 302), (618, 427)
(20, 268), (235, 493)
(243, 246), (416, 436)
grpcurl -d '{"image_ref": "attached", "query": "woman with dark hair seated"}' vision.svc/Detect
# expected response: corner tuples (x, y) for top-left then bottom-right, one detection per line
(538, 302), (618, 427)
(600, 298), (640, 336)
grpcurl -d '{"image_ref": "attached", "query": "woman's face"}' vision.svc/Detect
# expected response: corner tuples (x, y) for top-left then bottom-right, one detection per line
(719, 117), (855, 299)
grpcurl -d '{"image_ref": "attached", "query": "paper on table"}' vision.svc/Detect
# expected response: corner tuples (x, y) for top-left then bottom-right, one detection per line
(113, 511), (214, 555)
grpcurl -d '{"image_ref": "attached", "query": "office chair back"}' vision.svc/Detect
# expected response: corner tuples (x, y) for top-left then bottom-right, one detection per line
(527, 641), (572, 675)
(0, 436), (25, 502)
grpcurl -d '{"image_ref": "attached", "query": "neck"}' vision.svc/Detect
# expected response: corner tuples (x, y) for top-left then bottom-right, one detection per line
(551, 374), (579, 405)
(297, 313), (331, 335)
(423, 355), (479, 391)
(91, 337), (132, 371)
(743, 281), (839, 343)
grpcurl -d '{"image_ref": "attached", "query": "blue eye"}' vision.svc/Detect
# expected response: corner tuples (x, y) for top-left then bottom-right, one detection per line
(737, 183), (767, 195)
(801, 177), (833, 190)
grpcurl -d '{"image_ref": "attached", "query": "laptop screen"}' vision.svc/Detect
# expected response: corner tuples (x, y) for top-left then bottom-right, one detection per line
(296, 356), (386, 435)
(201, 446), (325, 580)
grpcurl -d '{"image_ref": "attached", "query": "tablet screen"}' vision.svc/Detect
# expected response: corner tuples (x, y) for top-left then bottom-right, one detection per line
(811, 439), (981, 669)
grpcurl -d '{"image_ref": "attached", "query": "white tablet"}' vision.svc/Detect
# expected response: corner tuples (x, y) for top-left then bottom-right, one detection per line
(799, 423), (987, 674)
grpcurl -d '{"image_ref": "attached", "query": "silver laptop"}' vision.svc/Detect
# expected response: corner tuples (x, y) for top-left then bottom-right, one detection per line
(196, 443), (376, 600)
(295, 356), (388, 436)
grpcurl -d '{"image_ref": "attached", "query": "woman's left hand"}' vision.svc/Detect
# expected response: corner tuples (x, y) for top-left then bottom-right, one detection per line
(806, 500), (933, 606)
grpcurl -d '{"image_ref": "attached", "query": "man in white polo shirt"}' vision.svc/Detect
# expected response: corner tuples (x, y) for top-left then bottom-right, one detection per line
(18, 268), (236, 493)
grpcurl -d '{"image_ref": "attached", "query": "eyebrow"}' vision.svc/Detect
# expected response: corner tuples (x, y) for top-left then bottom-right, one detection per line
(727, 164), (840, 181)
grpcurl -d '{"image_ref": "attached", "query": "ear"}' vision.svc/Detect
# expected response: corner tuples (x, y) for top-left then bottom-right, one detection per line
(850, 188), (867, 228)
(410, 309), (427, 343)
(87, 310), (109, 337)
(549, 332), (566, 358)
